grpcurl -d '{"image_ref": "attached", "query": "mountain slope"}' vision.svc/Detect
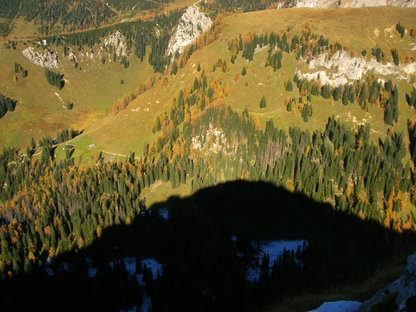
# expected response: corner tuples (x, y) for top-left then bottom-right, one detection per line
(1, 4), (416, 312)
(75, 6), (416, 158)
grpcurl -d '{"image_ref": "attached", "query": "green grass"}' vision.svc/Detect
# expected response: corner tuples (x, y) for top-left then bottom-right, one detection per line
(7, 17), (40, 39)
(140, 180), (191, 208)
(222, 7), (416, 60)
(0, 42), (154, 148)
(80, 39), (232, 157)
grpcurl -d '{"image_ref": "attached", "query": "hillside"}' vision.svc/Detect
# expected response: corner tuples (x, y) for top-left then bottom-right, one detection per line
(1, 3), (416, 312)
(0, 7), (188, 148)
(72, 7), (416, 159)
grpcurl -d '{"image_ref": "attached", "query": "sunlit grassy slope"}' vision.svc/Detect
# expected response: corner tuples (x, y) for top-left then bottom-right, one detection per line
(221, 7), (416, 58)
(1, 6), (416, 167)
(0, 42), (154, 147)
(73, 7), (416, 163)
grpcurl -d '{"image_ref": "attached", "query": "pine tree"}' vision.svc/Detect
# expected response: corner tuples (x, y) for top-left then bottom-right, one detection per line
(391, 48), (400, 66)
(260, 96), (266, 108)
(321, 84), (331, 99)
(242, 66), (247, 76)
(286, 100), (292, 112)
(286, 80), (293, 91)
(171, 61), (178, 75)
(407, 87), (416, 109)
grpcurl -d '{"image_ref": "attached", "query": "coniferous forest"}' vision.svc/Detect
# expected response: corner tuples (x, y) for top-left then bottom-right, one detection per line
(0, 0), (174, 35)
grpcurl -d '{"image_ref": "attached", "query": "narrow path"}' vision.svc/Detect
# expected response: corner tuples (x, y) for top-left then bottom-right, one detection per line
(101, 150), (140, 160)
(8, 1), (22, 33)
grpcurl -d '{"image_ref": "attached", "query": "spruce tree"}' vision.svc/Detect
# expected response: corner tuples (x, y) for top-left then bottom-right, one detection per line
(286, 80), (293, 91)
(260, 96), (266, 108)
(391, 48), (400, 66)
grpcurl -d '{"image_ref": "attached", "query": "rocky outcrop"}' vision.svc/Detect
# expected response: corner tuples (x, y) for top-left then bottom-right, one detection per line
(287, 0), (416, 8)
(22, 46), (58, 69)
(359, 252), (416, 312)
(296, 51), (416, 86)
(167, 5), (212, 56)
(103, 31), (127, 57)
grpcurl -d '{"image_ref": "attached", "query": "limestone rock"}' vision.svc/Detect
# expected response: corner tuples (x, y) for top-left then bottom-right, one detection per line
(167, 5), (212, 56)
(22, 46), (58, 69)
(104, 31), (127, 57)
(296, 51), (416, 86)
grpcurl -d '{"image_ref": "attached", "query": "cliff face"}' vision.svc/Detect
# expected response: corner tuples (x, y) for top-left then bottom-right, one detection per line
(166, 5), (212, 57)
(290, 0), (416, 8)
(22, 46), (58, 69)
(359, 252), (416, 311)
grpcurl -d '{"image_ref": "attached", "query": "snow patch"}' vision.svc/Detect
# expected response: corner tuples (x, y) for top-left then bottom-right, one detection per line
(123, 257), (137, 276)
(245, 240), (307, 283)
(259, 240), (307, 265)
(140, 292), (152, 312)
(44, 267), (54, 277)
(88, 267), (99, 278)
(141, 258), (163, 280)
(158, 207), (169, 220)
(308, 301), (361, 312)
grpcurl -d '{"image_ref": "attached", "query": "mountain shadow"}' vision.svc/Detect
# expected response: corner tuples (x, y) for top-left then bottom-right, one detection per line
(1, 180), (415, 312)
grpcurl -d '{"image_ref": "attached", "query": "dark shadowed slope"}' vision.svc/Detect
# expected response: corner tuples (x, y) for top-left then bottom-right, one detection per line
(1, 180), (415, 312)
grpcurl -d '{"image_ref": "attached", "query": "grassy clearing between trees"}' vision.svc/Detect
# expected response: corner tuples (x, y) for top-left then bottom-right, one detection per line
(0, 43), (154, 147)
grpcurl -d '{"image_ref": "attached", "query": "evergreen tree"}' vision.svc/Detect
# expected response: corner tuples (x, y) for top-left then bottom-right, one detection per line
(391, 48), (400, 66)
(406, 87), (416, 109)
(321, 84), (331, 99)
(171, 61), (178, 75)
(396, 22), (406, 38)
(286, 100), (292, 112)
(286, 80), (293, 91)
(260, 96), (266, 108)
(241, 66), (247, 76)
